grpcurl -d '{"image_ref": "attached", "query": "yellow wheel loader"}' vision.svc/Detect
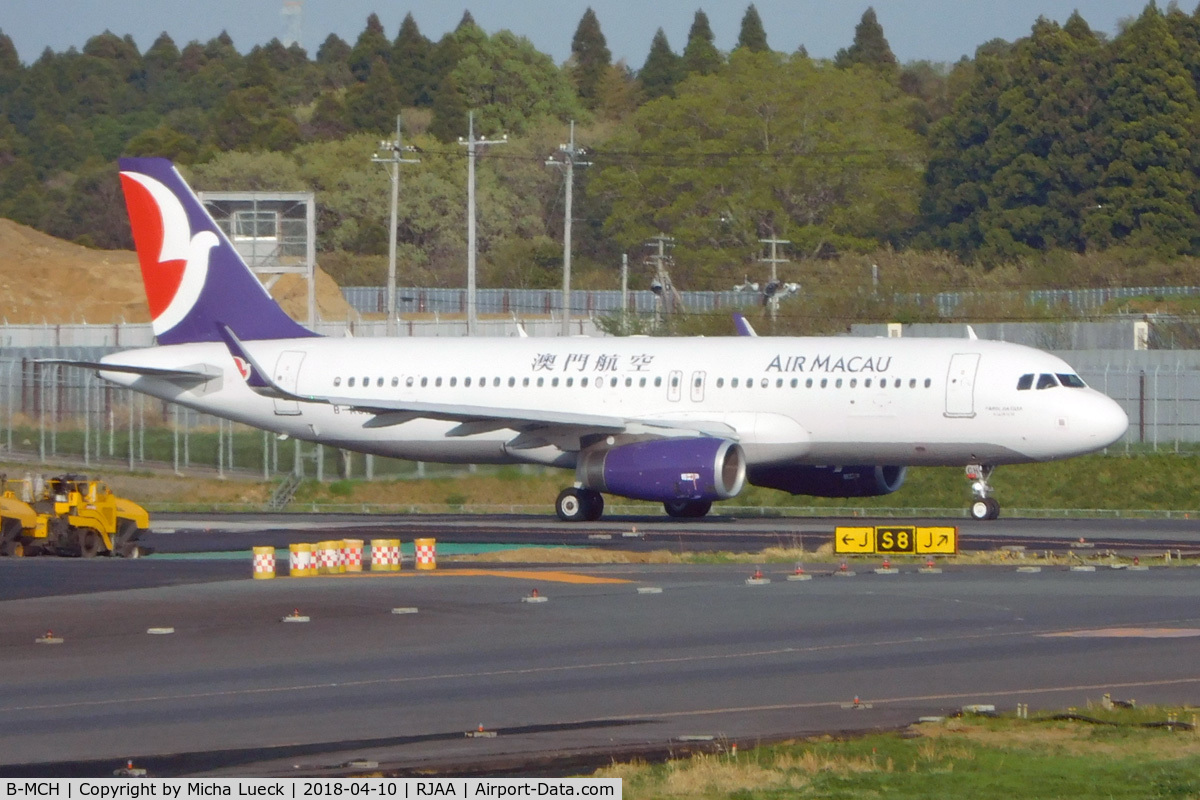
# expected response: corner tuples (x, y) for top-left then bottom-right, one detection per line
(0, 474), (150, 557)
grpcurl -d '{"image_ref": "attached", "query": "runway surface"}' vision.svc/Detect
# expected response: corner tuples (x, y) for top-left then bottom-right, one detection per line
(1, 513), (1199, 777)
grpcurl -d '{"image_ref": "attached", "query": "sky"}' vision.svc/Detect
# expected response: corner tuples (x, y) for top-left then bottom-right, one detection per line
(1, 1), (1164, 68)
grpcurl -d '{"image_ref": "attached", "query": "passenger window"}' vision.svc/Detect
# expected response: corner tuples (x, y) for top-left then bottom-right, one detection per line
(363, 376), (369, 386)
(523, 377), (530, 387)
(377, 377), (383, 387)
(420, 377), (427, 387)
(449, 377), (456, 387)
(639, 377), (647, 387)
(654, 377), (662, 387)
(895, 379), (901, 388)
(717, 378), (725, 388)
(909, 379), (916, 388)
(348, 377), (356, 387)
(671, 376), (679, 387)
(1057, 373), (1086, 388)
(746, 377), (753, 388)
(334, 377), (342, 387)
(566, 377), (573, 387)
(732, 378), (739, 388)
(627, 377), (633, 387)
(1017, 374), (1034, 391)
(464, 377), (471, 387)
(806, 378), (813, 388)
(924, 378), (931, 388)
(493, 377), (501, 387)
(864, 378), (871, 388)
(790, 378), (798, 388)
(406, 377), (414, 387)
(508, 377), (516, 387)
(693, 377), (701, 388)
(820, 378), (828, 388)
(537, 377), (544, 387)
(776, 378), (783, 388)
(849, 378), (857, 388)
(552, 377), (559, 387)
(582, 377), (589, 387)
(761, 378), (768, 388)
(835, 378), (843, 388)
(1037, 373), (1058, 390)
(391, 377), (398, 387)
(611, 377), (618, 387)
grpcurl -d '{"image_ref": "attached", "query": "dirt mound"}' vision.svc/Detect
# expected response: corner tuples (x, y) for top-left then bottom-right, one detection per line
(0, 218), (355, 326)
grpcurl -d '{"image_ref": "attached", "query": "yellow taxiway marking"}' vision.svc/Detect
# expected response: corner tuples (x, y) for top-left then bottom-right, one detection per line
(329, 569), (630, 584)
(1040, 627), (1200, 639)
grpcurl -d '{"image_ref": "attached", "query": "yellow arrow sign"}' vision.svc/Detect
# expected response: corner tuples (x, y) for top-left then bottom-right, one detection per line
(834, 526), (875, 554)
(915, 526), (958, 555)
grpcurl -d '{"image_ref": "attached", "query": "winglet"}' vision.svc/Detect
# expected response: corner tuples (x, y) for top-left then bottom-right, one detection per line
(215, 323), (273, 391)
(732, 313), (758, 337)
(967, 325), (978, 340)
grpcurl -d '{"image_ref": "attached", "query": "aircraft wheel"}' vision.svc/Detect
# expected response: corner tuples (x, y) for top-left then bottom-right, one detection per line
(985, 497), (1001, 520)
(555, 488), (586, 522)
(580, 489), (604, 521)
(970, 500), (990, 521)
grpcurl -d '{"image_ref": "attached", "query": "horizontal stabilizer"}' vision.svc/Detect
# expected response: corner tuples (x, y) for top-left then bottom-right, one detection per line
(35, 359), (216, 381)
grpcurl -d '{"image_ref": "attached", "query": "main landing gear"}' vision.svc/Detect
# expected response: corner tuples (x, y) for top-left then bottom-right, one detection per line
(966, 464), (1000, 520)
(555, 487), (604, 522)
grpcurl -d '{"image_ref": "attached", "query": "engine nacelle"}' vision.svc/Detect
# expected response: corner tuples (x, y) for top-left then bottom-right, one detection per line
(578, 438), (746, 503)
(747, 464), (907, 498)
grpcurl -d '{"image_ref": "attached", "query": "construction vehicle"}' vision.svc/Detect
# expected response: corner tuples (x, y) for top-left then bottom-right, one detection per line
(0, 474), (149, 557)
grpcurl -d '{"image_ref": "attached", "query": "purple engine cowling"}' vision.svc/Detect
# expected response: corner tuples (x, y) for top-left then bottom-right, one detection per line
(577, 438), (746, 503)
(747, 464), (907, 498)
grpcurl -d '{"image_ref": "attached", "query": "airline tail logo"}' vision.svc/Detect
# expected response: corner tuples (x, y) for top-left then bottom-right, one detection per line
(232, 355), (252, 381)
(120, 170), (216, 337)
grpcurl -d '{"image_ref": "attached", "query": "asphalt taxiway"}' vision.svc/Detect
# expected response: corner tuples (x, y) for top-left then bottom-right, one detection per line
(1, 513), (1199, 777)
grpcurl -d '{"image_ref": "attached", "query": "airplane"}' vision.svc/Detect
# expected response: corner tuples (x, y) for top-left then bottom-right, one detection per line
(60, 157), (1130, 522)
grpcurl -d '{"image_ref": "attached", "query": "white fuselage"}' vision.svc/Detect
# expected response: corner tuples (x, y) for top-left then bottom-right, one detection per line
(99, 335), (1129, 470)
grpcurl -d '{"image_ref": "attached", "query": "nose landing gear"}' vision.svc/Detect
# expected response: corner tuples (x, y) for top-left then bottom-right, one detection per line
(967, 464), (1000, 520)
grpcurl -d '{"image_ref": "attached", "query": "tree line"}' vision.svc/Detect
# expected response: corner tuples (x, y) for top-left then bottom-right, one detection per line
(1, 3), (1199, 295)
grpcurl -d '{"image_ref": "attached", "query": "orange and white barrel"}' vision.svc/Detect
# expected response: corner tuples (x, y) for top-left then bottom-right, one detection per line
(415, 538), (437, 571)
(370, 539), (400, 571)
(343, 539), (364, 572)
(252, 546), (276, 580)
(289, 542), (314, 577)
(316, 541), (336, 574)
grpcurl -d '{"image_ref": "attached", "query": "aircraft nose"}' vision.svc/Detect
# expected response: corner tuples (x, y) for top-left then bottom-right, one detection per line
(1089, 393), (1129, 448)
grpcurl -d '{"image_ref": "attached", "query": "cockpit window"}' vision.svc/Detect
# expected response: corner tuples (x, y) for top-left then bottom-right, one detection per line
(1016, 374), (1034, 391)
(1036, 373), (1059, 390)
(1056, 373), (1086, 388)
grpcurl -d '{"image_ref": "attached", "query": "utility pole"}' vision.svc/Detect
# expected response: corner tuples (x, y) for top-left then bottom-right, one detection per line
(645, 235), (675, 327)
(371, 115), (419, 336)
(459, 111), (506, 336)
(546, 120), (590, 336)
(758, 236), (790, 323)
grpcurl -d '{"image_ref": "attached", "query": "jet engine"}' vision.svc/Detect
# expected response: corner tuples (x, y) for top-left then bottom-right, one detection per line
(577, 438), (746, 503)
(747, 464), (907, 498)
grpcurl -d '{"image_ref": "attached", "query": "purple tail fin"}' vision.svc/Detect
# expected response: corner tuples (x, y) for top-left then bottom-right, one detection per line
(118, 157), (317, 344)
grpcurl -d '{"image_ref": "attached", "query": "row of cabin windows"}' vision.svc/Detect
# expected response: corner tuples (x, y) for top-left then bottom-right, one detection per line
(332, 374), (933, 391)
(715, 376), (932, 390)
(334, 374), (666, 389)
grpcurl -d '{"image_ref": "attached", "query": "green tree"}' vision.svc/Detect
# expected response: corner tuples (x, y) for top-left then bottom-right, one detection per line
(316, 33), (353, 88)
(348, 13), (391, 82)
(570, 7), (611, 110)
(736, 5), (769, 53)
(922, 15), (1109, 261)
(393, 13), (434, 106)
(431, 26), (583, 139)
(592, 50), (923, 286)
(682, 10), (723, 77)
(835, 8), (898, 73)
(1085, 4), (1200, 256)
(345, 57), (400, 134)
(639, 28), (681, 100)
